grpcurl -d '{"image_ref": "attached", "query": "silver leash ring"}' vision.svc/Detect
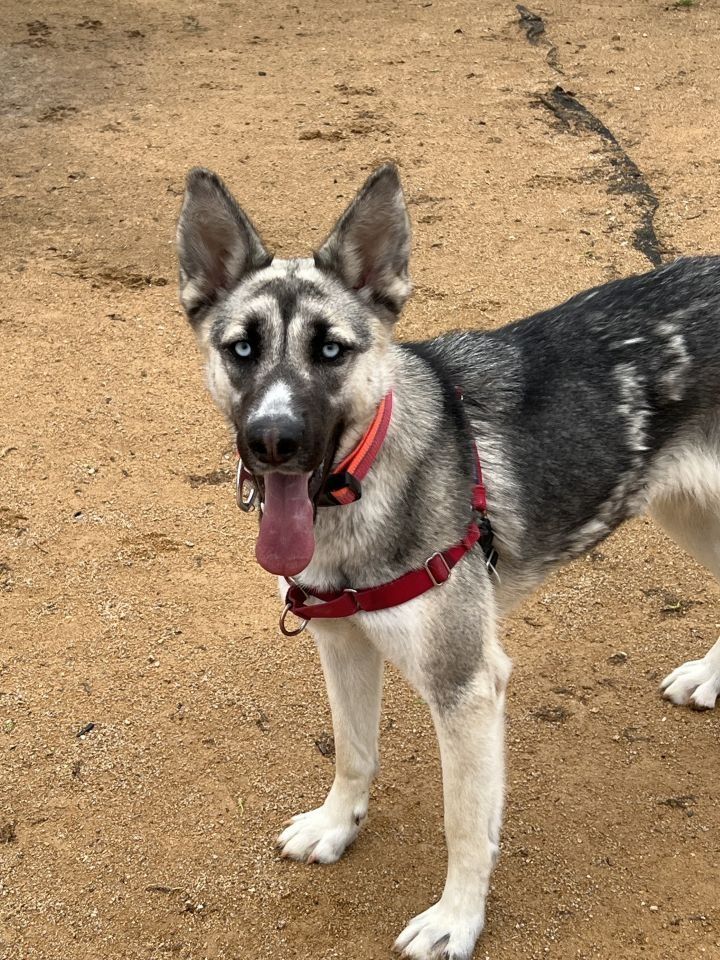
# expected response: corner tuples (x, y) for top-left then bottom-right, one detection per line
(279, 602), (308, 637)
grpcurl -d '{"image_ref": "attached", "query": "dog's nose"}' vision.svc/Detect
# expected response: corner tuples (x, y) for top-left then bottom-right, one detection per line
(246, 416), (303, 466)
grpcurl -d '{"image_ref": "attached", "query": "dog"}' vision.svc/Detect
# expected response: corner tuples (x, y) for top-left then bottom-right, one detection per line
(176, 164), (720, 960)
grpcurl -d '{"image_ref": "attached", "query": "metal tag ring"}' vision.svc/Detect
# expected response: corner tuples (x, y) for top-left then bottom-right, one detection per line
(236, 460), (258, 512)
(279, 602), (308, 637)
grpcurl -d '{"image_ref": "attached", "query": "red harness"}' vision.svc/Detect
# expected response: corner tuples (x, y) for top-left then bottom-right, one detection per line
(277, 390), (498, 637)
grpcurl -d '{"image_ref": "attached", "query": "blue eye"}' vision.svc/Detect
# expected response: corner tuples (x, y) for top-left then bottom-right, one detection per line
(234, 340), (253, 359)
(322, 342), (341, 360)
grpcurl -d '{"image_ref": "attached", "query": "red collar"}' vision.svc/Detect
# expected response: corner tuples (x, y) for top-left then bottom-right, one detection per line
(318, 391), (394, 506)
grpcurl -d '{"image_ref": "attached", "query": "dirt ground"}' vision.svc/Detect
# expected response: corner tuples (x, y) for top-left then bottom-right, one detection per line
(1, 1), (718, 958)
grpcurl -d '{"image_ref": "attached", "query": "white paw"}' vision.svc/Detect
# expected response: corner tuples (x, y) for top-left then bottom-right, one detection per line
(393, 900), (484, 960)
(661, 655), (720, 710)
(277, 804), (364, 864)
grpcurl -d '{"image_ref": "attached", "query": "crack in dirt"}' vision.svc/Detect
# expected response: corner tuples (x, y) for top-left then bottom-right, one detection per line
(517, 6), (663, 266)
(516, 4), (546, 43)
(537, 86), (663, 266)
(516, 4), (561, 72)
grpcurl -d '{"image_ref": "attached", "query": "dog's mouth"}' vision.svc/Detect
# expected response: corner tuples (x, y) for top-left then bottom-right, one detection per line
(246, 424), (343, 579)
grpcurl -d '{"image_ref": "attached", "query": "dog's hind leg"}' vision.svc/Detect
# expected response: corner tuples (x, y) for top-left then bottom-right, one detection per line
(277, 618), (383, 863)
(650, 488), (720, 709)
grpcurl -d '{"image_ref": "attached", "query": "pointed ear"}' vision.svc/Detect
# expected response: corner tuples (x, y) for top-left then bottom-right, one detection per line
(315, 164), (412, 317)
(176, 168), (271, 324)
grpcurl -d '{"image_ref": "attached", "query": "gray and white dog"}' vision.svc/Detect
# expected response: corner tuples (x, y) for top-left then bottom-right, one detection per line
(176, 164), (720, 960)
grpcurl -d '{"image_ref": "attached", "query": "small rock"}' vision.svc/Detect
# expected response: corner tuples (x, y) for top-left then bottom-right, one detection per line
(658, 795), (696, 810)
(0, 821), (17, 843)
(314, 731), (335, 757)
(533, 705), (570, 724)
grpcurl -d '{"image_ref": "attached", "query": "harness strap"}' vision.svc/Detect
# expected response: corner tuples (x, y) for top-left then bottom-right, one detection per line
(283, 521), (483, 630)
(471, 439), (488, 514)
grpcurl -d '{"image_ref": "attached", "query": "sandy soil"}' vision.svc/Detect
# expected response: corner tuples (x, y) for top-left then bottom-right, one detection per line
(1, 2), (718, 958)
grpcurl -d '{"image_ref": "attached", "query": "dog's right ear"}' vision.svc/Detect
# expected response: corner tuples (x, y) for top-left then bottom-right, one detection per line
(176, 168), (271, 324)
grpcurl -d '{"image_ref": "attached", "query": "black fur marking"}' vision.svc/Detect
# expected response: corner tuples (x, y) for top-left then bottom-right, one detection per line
(372, 292), (402, 316)
(222, 317), (262, 367)
(435, 256), (720, 565)
(309, 321), (353, 364)
(250, 277), (325, 324)
(185, 298), (212, 324)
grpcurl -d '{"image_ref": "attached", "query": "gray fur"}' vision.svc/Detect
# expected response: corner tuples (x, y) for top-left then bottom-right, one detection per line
(177, 166), (720, 960)
(315, 163), (412, 317)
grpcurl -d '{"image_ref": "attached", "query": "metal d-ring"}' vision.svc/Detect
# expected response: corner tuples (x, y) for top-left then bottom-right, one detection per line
(236, 460), (258, 512)
(279, 602), (308, 637)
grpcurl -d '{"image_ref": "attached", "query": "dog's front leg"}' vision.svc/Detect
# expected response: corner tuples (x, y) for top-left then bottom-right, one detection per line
(394, 651), (510, 960)
(277, 618), (383, 863)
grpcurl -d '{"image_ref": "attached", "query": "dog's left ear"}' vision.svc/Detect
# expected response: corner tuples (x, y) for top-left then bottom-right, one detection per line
(315, 164), (411, 317)
(176, 168), (271, 325)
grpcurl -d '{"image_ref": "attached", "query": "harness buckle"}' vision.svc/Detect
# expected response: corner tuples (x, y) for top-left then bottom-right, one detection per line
(236, 460), (258, 512)
(320, 470), (363, 506)
(484, 547), (501, 582)
(476, 516), (501, 582)
(424, 552), (452, 587)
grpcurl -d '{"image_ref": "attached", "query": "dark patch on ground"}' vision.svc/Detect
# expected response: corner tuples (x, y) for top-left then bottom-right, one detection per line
(516, 4), (561, 72)
(517, 8), (663, 267)
(50, 251), (169, 289)
(622, 726), (650, 743)
(0, 507), (28, 534)
(642, 587), (698, 616)
(516, 4), (545, 43)
(533, 705), (571, 723)
(93, 268), (169, 289)
(298, 128), (346, 142)
(314, 731), (335, 757)
(15, 20), (52, 47)
(0, 561), (13, 590)
(0, 821), (18, 844)
(27, 20), (50, 37)
(38, 105), (79, 123)
(71, 266), (169, 289)
(535, 86), (662, 266)
(186, 467), (232, 488)
(658, 794), (696, 810)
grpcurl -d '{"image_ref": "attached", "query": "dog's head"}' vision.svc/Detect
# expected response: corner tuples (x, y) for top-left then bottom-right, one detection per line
(176, 164), (412, 576)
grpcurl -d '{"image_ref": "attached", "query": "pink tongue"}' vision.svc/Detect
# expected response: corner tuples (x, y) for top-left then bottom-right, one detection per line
(255, 472), (315, 577)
